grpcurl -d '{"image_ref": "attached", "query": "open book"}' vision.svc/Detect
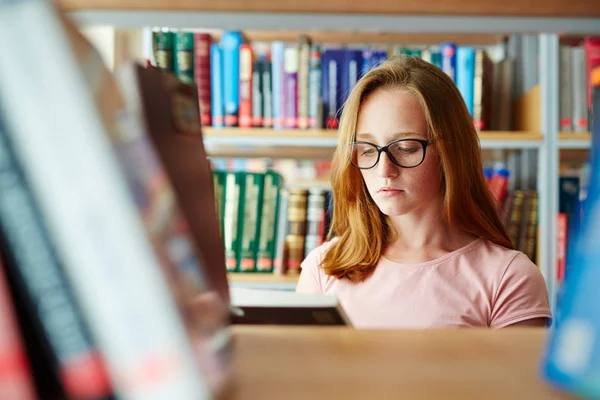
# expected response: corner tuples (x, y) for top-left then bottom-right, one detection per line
(230, 288), (352, 326)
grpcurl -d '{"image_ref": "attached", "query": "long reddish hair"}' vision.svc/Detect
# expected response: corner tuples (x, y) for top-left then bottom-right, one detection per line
(322, 56), (514, 282)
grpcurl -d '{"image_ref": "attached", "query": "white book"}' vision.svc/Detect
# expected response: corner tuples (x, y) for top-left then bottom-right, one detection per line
(0, 2), (209, 399)
(230, 288), (352, 326)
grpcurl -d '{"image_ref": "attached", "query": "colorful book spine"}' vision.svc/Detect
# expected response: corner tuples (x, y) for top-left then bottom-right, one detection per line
(262, 58), (273, 128)
(239, 44), (253, 128)
(297, 36), (311, 129)
(441, 42), (457, 83)
(430, 47), (443, 69)
(238, 173), (264, 272)
(362, 47), (374, 75)
(308, 45), (322, 129)
(0, 123), (112, 400)
(210, 43), (225, 128)
(194, 33), (212, 126)
(559, 46), (573, 132)
(224, 172), (243, 271)
(572, 46), (588, 132)
(584, 37), (600, 122)
(251, 57), (264, 127)
(284, 45), (299, 129)
(273, 187), (290, 274)
(456, 46), (475, 118)
(174, 32), (194, 84)
(473, 49), (493, 131)
(256, 171), (281, 272)
(155, 31), (175, 73)
(222, 31), (243, 127)
(212, 171), (226, 238)
(285, 188), (308, 274)
(271, 41), (286, 129)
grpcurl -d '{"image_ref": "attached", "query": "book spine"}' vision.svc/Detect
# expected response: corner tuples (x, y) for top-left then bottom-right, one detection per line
(210, 43), (225, 128)
(212, 171), (226, 239)
(251, 58), (264, 127)
(456, 47), (475, 118)
(285, 189), (308, 274)
(0, 255), (37, 400)
(155, 31), (174, 73)
(222, 31), (242, 127)
(308, 45), (322, 129)
(473, 49), (484, 130)
(271, 41), (286, 129)
(362, 47), (373, 75)
(239, 44), (253, 128)
(441, 42), (457, 82)
(238, 173), (263, 272)
(584, 37), (600, 118)
(304, 189), (327, 258)
(174, 32), (194, 84)
(0, 127), (112, 399)
(297, 36), (311, 129)
(559, 46), (573, 132)
(572, 46), (589, 132)
(273, 188), (290, 274)
(256, 171), (281, 272)
(194, 33), (212, 127)
(323, 49), (341, 130)
(262, 59), (273, 128)
(506, 190), (526, 248)
(284, 45), (299, 129)
(557, 212), (567, 283)
(224, 172), (242, 271)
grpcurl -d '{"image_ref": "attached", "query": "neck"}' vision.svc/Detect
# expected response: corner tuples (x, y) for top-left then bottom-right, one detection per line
(387, 199), (474, 252)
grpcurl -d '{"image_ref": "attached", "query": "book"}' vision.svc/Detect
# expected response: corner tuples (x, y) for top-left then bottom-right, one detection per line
(0, 3), (211, 399)
(229, 288), (351, 326)
(193, 33), (212, 126)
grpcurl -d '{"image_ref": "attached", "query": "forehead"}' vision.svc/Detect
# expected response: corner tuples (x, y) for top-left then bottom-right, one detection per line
(355, 87), (428, 143)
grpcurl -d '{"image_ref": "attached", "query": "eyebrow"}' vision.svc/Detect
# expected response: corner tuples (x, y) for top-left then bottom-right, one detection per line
(355, 131), (426, 141)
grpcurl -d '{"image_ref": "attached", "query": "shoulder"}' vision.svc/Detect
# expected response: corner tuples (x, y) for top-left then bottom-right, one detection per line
(473, 240), (551, 327)
(296, 238), (339, 294)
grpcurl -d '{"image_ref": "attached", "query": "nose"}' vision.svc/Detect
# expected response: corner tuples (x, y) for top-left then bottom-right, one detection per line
(377, 151), (399, 179)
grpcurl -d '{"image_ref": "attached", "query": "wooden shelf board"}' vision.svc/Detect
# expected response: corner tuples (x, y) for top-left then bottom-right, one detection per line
(204, 128), (542, 141)
(57, 0), (600, 18)
(227, 272), (300, 284)
(558, 132), (591, 141)
(214, 30), (505, 45)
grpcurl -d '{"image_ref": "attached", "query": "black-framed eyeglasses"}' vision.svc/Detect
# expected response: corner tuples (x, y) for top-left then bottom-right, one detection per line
(350, 138), (435, 169)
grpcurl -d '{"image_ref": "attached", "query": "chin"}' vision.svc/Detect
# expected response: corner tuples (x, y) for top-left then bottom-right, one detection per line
(374, 201), (413, 217)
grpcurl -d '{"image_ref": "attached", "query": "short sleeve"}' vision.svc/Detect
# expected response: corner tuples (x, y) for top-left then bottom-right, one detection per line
(489, 253), (553, 328)
(295, 242), (332, 294)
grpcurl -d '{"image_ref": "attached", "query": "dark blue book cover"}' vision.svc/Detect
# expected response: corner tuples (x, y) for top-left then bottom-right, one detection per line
(322, 48), (342, 129)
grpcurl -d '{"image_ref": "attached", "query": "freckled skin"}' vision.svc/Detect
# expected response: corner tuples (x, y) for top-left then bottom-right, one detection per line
(356, 88), (443, 218)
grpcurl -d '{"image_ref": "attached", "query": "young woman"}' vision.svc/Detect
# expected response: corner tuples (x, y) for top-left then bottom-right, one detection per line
(296, 56), (552, 329)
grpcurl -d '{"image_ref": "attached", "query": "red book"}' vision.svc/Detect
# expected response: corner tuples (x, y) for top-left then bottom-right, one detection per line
(239, 44), (253, 128)
(194, 33), (212, 126)
(584, 37), (600, 112)
(0, 256), (37, 400)
(557, 213), (567, 283)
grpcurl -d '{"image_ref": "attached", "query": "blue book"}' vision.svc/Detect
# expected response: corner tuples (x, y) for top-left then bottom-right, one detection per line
(340, 49), (363, 108)
(456, 47), (475, 117)
(362, 47), (374, 75)
(322, 49), (342, 129)
(440, 42), (457, 82)
(210, 43), (224, 127)
(542, 71), (600, 398)
(374, 50), (388, 68)
(271, 41), (285, 130)
(221, 31), (242, 126)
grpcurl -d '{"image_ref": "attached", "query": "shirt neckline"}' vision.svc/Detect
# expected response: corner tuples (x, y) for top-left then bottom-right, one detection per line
(380, 237), (483, 268)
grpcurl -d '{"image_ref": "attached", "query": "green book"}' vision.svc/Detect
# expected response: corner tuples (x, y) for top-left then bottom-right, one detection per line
(212, 170), (226, 240)
(256, 171), (281, 272)
(237, 172), (264, 272)
(224, 172), (243, 272)
(155, 31), (174, 72)
(175, 31), (194, 84)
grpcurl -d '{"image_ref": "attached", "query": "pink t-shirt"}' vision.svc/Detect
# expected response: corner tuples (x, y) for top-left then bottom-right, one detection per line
(296, 238), (552, 329)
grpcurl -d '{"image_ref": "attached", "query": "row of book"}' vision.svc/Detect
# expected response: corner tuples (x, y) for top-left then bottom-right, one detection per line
(213, 170), (332, 275)
(559, 38), (600, 133)
(151, 29), (515, 131)
(0, 4), (234, 399)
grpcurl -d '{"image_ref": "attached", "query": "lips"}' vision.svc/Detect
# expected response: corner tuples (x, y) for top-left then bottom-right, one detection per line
(377, 187), (402, 193)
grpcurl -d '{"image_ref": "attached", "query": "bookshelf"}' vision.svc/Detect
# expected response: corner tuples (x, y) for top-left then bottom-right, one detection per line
(68, 3), (600, 312)
(227, 272), (299, 290)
